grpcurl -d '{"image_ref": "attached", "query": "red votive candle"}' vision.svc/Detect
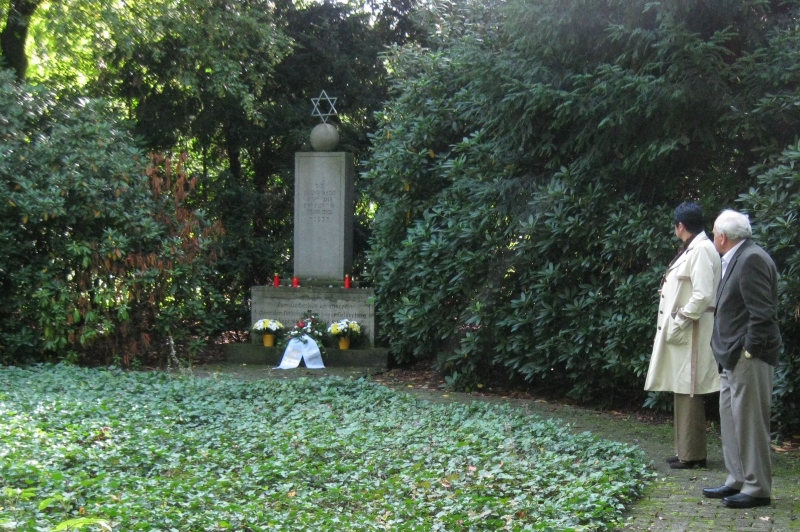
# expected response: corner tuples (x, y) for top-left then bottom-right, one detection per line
(292, 277), (299, 288)
(344, 275), (351, 289)
(273, 273), (280, 287)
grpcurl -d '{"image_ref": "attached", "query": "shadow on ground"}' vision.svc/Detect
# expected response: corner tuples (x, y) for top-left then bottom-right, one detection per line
(193, 362), (800, 531)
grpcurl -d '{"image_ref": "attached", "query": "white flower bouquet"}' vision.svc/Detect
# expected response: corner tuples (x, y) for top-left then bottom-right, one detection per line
(285, 311), (327, 344)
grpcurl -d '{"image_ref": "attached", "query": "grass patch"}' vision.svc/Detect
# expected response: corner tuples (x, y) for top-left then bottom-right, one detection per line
(0, 365), (652, 531)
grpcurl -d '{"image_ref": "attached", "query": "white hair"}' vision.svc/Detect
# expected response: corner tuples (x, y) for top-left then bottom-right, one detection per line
(714, 209), (752, 241)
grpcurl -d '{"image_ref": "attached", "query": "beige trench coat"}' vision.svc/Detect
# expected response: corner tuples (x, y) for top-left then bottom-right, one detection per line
(644, 232), (722, 395)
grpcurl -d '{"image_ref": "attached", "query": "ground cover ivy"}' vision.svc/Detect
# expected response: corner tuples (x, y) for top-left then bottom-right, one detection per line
(0, 365), (652, 531)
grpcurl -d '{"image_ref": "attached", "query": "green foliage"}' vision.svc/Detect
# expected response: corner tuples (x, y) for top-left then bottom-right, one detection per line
(98, 0), (293, 147)
(0, 364), (652, 530)
(95, 0), (296, 316)
(739, 141), (800, 437)
(732, 4), (800, 436)
(364, 0), (800, 430)
(0, 72), (226, 365)
(89, 0), (423, 297)
(9, 0), (426, 342)
(3, 0), (427, 356)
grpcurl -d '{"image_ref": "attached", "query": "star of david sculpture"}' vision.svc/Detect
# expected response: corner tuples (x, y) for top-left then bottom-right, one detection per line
(311, 90), (338, 123)
(310, 90), (339, 151)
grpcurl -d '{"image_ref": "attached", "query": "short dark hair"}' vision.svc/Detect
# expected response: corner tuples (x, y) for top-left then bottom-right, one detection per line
(673, 202), (704, 234)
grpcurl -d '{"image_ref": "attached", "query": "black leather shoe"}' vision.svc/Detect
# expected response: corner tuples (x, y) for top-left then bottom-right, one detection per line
(665, 455), (680, 464)
(703, 485), (740, 499)
(722, 493), (771, 509)
(669, 458), (706, 469)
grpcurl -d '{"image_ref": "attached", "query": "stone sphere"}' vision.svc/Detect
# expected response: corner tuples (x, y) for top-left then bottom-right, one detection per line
(310, 123), (339, 151)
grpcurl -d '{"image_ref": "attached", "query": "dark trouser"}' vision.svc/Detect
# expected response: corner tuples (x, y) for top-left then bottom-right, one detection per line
(674, 393), (707, 461)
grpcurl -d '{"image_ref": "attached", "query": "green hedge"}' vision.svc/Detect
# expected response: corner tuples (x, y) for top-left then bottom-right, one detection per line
(364, 0), (800, 435)
(739, 142), (800, 434)
(0, 72), (227, 366)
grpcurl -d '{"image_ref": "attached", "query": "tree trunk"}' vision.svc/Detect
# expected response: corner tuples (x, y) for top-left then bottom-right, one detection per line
(225, 130), (242, 182)
(0, 0), (41, 79)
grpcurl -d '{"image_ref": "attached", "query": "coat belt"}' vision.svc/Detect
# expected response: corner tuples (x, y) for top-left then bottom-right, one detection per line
(690, 306), (716, 397)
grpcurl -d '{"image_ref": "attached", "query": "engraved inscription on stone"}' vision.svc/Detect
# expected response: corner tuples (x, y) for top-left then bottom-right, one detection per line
(302, 182), (335, 222)
(252, 300), (369, 324)
(294, 153), (353, 279)
(252, 286), (375, 345)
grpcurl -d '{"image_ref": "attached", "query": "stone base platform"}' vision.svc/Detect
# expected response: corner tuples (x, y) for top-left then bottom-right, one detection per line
(224, 344), (388, 370)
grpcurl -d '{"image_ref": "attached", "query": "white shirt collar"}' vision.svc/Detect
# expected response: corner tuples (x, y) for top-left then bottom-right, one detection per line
(721, 240), (746, 278)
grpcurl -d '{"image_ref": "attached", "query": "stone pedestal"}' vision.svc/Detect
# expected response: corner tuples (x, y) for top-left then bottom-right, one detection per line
(224, 345), (388, 370)
(251, 285), (375, 346)
(294, 152), (354, 281)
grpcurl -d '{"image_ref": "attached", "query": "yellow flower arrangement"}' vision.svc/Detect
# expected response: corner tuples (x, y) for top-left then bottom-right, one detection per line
(327, 319), (362, 340)
(252, 319), (284, 333)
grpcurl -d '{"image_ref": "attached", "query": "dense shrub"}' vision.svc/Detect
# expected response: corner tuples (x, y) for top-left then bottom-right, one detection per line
(367, 150), (676, 401)
(0, 72), (225, 365)
(740, 143), (800, 435)
(364, 0), (800, 433)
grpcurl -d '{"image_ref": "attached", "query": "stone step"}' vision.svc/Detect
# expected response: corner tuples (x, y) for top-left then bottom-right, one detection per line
(224, 343), (388, 370)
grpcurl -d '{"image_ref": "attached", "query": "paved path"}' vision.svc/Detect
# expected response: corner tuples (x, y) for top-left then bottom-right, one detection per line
(616, 446), (800, 531)
(491, 389), (800, 532)
(195, 363), (800, 531)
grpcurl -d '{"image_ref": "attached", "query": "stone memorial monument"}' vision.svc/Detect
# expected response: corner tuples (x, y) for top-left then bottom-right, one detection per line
(295, 90), (354, 281)
(226, 90), (386, 369)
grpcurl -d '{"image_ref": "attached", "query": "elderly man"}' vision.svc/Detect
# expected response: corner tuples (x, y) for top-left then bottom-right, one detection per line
(703, 210), (781, 509)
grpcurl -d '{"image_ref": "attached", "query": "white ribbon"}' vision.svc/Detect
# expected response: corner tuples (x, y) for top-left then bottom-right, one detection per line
(276, 335), (325, 369)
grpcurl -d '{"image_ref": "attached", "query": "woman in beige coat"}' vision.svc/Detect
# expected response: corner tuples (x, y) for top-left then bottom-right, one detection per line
(645, 202), (721, 469)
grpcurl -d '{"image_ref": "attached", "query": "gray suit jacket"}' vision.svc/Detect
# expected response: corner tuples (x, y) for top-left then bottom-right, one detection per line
(711, 239), (781, 370)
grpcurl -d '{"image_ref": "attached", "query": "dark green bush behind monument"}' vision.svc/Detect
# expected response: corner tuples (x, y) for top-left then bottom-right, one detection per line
(364, 0), (800, 435)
